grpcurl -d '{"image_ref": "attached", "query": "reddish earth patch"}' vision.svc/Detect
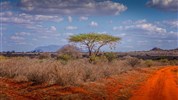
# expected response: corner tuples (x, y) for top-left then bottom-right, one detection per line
(0, 66), (165, 100)
(130, 66), (178, 100)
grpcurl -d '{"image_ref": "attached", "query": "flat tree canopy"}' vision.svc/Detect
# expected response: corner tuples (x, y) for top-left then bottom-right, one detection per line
(69, 33), (121, 56)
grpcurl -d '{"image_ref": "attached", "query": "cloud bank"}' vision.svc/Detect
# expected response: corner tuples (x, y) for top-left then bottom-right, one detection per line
(147, 0), (178, 12)
(18, 0), (127, 15)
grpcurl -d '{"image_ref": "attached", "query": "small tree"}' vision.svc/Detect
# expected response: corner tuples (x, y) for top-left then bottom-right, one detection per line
(69, 33), (121, 56)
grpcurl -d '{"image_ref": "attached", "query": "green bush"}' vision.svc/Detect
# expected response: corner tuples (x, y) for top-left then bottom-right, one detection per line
(89, 55), (100, 64)
(104, 52), (117, 62)
(159, 59), (169, 63)
(57, 54), (73, 64)
(144, 60), (154, 67)
(57, 54), (73, 61)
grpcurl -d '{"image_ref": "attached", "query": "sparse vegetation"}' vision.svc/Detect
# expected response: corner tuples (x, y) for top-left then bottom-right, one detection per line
(0, 57), (130, 86)
(0, 53), (176, 99)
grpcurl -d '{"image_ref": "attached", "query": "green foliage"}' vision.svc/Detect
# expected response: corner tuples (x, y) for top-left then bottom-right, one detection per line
(104, 52), (117, 62)
(57, 54), (73, 61)
(69, 33), (120, 43)
(144, 60), (154, 67)
(69, 33), (121, 56)
(88, 52), (117, 64)
(89, 55), (100, 64)
(159, 58), (169, 63)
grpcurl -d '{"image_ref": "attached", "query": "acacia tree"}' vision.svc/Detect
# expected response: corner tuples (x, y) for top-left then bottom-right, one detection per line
(69, 33), (121, 56)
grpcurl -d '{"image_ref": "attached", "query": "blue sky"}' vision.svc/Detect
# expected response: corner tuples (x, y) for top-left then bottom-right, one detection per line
(0, 0), (178, 52)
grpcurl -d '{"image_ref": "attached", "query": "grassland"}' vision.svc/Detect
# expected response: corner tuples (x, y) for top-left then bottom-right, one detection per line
(0, 54), (178, 99)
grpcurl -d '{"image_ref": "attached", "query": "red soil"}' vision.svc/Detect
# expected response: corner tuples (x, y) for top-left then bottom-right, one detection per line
(130, 66), (178, 100)
(1, 66), (175, 100)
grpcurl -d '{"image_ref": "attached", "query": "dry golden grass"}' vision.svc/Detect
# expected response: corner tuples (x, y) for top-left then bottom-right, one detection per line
(0, 56), (164, 100)
(0, 56), (176, 86)
(0, 57), (132, 86)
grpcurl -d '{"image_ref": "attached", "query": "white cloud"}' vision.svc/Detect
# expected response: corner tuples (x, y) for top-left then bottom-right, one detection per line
(25, 24), (59, 36)
(10, 36), (25, 41)
(90, 21), (98, 27)
(163, 20), (178, 28)
(113, 20), (167, 34)
(19, 13), (63, 22)
(68, 16), (73, 22)
(18, 0), (127, 15)
(147, 0), (178, 12)
(113, 26), (124, 31)
(65, 26), (78, 30)
(79, 16), (88, 21)
(0, 16), (33, 24)
(50, 26), (57, 31)
(0, 12), (63, 24)
(136, 23), (167, 33)
(0, 11), (13, 17)
(15, 32), (31, 36)
(0, 1), (11, 10)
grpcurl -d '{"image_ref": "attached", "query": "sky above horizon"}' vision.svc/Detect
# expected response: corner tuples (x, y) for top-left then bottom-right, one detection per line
(0, 0), (178, 52)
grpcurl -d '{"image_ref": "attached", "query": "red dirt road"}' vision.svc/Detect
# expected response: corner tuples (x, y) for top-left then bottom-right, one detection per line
(130, 66), (178, 100)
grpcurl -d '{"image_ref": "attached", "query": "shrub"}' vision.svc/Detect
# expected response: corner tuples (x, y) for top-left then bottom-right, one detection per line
(159, 58), (168, 63)
(57, 54), (73, 64)
(144, 60), (154, 67)
(39, 52), (51, 59)
(27, 72), (47, 84)
(57, 54), (73, 61)
(126, 57), (141, 67)
(57, 44), (82, 59)
(103, 52), (117, 62)
(89, 55), (100, 64)
(14, 75), (28, 82)
(168, 60), (178, 65)
(0, 57), (131, 86)
(0, 55), (6, 61)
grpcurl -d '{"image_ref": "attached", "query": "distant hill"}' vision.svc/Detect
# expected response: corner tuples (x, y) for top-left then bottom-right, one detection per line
(150, 47), (164, 51)
(33, 45), (62, 52)
(172, 48), (178, 51)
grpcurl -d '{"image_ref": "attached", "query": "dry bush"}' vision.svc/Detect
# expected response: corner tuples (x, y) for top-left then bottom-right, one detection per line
(125, 56), (141, 67)
(169, 60), (178, 65)
(57, 44), (82, 59)
(0, 55), (6, 61)
(39, 52), (51, 59)
(0, 57), (132, 86)
(144, 60), (154, 67)
(14, 75), (28, 82)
